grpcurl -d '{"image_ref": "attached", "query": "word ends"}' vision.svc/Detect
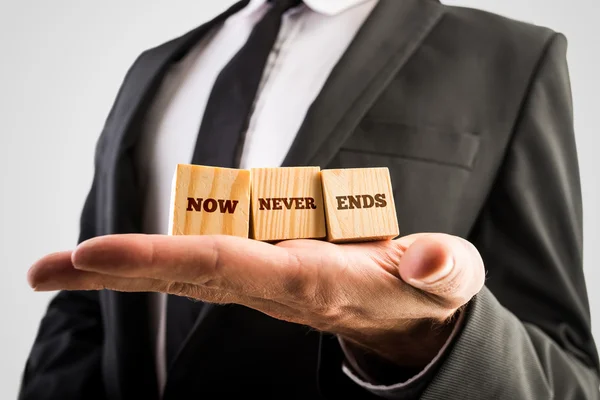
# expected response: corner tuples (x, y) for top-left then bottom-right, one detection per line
(336, 194), (387, 210)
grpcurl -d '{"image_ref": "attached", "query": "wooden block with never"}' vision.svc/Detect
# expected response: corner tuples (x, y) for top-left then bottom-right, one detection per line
(169, 164), (251, 237)
(250, 167), (326, 241)
(321, 167), (399, 243)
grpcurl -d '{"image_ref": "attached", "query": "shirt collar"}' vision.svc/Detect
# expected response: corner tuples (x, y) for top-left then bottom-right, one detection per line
(238, 0), (375, 17)
(303, 0), (375, 15)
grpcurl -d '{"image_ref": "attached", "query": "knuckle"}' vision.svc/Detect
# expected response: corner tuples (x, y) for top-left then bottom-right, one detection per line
(376, 240), (404, 270)
(280, 251), (342, 324)
(281, 252), (315, 303)
(146, 238), (158, 269)
(207, 237), (224, 278)
(166, 281), (193, 297)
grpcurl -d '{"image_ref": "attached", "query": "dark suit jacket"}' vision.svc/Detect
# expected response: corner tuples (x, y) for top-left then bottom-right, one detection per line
(19, 0), (600, 399)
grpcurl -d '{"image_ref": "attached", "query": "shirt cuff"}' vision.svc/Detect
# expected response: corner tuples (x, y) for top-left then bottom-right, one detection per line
(338, 309), (467, 397)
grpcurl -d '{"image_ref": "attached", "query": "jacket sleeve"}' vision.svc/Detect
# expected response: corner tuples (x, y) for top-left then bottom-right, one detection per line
(417, 32), (600, 400)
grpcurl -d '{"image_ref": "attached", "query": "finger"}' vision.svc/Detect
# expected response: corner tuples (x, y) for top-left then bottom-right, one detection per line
(396, 233), (485, 311)
(29, 253), (305, 322)
(28, 250), (165, 292)
(29, 251), (180, 293)
(30, 251), (258, 303)
(28, 251), (74, 289)
(71, 234), (305, 299)
(350, 233), (434, 276)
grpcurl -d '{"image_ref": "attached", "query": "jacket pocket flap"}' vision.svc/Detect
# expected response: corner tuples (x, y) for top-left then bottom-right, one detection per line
(340, 121), (481, 169)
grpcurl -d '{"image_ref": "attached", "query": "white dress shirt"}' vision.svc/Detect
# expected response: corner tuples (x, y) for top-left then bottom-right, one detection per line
(134, 0), (449, 395)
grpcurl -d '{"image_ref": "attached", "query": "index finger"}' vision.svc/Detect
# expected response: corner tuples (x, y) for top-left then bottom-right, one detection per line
(71, 234), (302, 299)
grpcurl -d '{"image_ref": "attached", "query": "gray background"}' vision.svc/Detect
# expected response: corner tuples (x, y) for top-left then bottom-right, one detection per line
(0, 0), (597, 398)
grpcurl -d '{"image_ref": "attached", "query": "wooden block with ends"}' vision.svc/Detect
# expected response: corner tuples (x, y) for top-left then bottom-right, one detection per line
(250, 167), (326, 241)
(169, 164), (251, 237)
(321, 167), (399, 243)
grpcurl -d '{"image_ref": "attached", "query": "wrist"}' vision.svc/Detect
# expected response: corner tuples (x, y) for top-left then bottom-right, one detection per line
(337, 309), (461, 369)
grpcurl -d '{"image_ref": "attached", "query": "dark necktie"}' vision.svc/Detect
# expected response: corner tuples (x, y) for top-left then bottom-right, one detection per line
(166, 0), (303, 369)
(191, 0), (303, 168)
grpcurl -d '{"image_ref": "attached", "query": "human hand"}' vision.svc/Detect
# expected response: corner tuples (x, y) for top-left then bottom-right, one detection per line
(28, 233), (485, 368)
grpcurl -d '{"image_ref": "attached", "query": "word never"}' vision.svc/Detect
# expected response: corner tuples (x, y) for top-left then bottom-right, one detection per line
(186, 198), (239, 214)
(258, 197), (317, 211)
(336, 194), (387, 210)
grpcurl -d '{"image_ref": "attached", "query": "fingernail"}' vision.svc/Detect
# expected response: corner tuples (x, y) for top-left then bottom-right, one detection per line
(409, 256), (454, 287)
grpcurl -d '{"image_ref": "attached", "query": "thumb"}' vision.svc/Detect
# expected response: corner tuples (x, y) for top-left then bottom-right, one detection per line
(395, 233), (485, 310)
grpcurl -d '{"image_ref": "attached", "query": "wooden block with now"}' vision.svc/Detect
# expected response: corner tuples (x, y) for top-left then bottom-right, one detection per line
(250, 167), (326, 241)
(321, 167), (399, 243)
(169, 164), (251, 237)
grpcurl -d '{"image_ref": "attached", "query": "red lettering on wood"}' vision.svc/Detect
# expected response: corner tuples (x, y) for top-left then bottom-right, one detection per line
(282, 198), (294, 210)
(305, 197), (316, 210)
(204, 199), (217, 213)
(218, 199), (239, 214)
(348, 195), (361, 210)
(336, 196), (348, 210)
(186, 197), (239, 214)
(187, 198), (202, 212)
(374, 193), (387, 208)
(259, 198), (271, 211)
(361, 195), (375, 208)
(293, 197), (305, 209)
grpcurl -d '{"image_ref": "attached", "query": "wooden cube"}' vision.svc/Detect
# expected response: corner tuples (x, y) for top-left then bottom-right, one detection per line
(250, 167), (326, 241)
(169, 164), (251, 237)
(321, 167), (399, 243)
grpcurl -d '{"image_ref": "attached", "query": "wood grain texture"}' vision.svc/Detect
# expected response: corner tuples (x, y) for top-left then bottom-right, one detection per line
(169, 164), (251, 237)
(250, 167), (326, 241)
(321, 167), (399, 243)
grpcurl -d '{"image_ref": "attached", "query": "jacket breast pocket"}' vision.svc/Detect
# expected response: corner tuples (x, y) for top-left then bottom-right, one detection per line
(338, 120), (480, 170)
(326, 121), (481, 235)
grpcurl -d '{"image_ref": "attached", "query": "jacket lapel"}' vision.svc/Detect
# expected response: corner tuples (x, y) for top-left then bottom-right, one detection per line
(282, 0), (445, 168)
(98, 2), (250, 399)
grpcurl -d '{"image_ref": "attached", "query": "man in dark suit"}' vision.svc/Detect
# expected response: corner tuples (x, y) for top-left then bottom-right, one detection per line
(19, 0), (600, 399)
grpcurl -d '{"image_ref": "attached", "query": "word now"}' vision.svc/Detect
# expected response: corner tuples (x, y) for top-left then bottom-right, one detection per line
(336, 194), (387, 210)
(186, 198), (239, 214)
(258, 197), (317, 211)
